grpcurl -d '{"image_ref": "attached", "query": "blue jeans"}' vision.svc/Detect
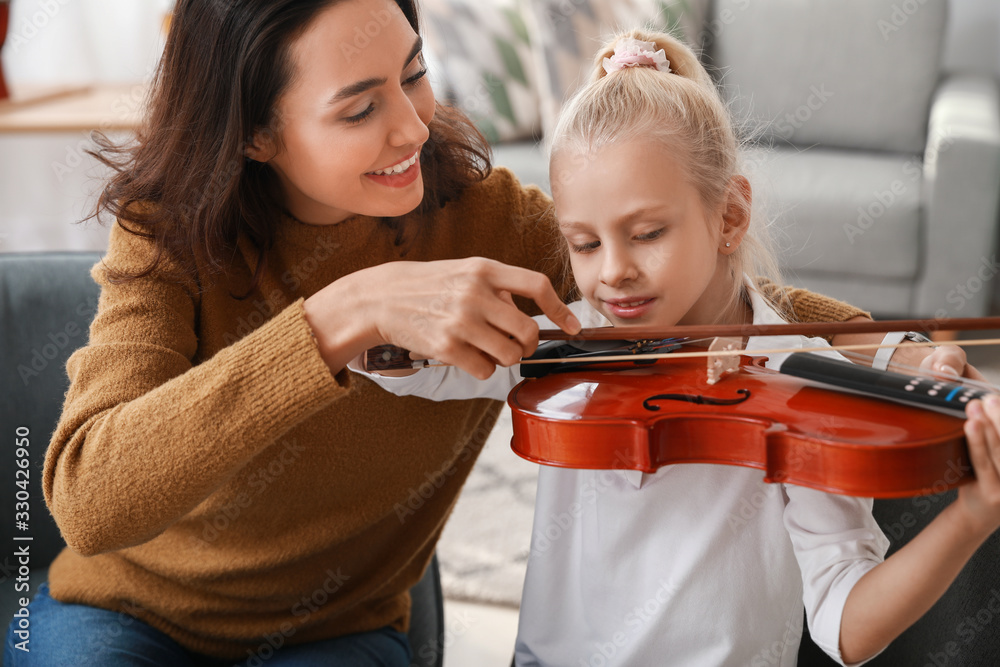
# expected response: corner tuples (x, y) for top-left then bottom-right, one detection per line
(4, 584), (411, 667)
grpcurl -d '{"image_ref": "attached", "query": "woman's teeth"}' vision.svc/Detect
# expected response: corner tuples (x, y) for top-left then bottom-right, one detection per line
(369, 153), (418, 176)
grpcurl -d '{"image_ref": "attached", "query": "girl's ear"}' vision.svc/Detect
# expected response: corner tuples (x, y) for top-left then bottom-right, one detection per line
(245, 128), (278, 162)
(719, 175), (752, 254)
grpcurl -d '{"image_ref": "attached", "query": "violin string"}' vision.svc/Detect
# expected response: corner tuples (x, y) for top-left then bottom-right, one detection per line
(413, 338), (1000, 392)
(515, 337), (1000, 389)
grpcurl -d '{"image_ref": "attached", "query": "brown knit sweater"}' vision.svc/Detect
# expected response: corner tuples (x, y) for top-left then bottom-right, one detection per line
(43, 167), (866, 660)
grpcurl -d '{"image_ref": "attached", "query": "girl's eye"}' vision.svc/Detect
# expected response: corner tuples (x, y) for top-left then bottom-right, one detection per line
(570, 240), (601, 254)
(345, 104), (375, 125)
(635, 228), (664, 242)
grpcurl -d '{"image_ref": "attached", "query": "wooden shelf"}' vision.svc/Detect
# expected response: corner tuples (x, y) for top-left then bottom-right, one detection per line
(0, 83), (146, 133)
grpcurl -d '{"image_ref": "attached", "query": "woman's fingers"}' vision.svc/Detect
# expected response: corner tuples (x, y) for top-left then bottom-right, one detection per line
(472, 259), (581, 336)
(356, 257), (578, 377)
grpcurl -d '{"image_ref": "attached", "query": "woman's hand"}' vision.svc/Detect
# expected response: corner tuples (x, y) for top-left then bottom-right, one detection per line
(303, 257), (581, 379)
(958, 395), (1000, 538)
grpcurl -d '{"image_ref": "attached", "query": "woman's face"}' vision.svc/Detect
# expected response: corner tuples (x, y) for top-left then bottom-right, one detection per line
(254, 0), (435, 225)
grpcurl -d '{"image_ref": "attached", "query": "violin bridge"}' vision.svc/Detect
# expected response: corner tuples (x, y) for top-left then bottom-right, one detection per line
(706, 337), (742, 385)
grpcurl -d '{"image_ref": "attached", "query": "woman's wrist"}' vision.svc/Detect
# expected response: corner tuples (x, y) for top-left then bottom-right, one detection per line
(303, 273), (381, 375)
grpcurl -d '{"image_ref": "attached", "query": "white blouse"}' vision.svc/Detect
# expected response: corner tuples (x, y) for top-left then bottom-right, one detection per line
(351, 287), (889, 667)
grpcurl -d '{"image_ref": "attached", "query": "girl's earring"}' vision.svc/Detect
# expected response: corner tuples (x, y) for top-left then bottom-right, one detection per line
(725, 242), (731, 247)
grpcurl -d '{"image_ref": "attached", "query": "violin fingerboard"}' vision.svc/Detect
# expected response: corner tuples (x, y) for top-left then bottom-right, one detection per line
(363, 345), (415, 371)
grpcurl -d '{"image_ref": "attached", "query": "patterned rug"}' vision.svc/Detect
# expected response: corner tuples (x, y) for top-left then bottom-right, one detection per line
(436, 407), (537, 608)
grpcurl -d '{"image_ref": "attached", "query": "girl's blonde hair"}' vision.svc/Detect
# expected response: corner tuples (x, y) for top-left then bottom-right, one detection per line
(549, 28), (789, 321)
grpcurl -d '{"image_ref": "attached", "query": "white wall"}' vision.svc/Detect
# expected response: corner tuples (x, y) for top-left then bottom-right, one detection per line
(4, 0), (171, 85)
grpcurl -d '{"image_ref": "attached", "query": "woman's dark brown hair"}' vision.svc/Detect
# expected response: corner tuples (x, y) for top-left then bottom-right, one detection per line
(90, 0), (491, 293)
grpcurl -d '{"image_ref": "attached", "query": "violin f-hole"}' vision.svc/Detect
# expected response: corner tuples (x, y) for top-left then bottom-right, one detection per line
(643, 389), (751, 411)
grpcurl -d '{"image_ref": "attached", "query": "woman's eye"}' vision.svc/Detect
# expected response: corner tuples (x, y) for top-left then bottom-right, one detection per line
(345, 104), (375, 125)
(344, 68), (427, 126)
(405, 68), (428, 86)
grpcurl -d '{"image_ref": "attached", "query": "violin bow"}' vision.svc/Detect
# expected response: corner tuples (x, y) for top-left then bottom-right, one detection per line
(535, 316), (1000, 342)
(363, 316), (1000, 378)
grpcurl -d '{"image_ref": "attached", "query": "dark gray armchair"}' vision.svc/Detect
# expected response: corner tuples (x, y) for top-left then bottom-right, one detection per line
(0, 252), (444, 667)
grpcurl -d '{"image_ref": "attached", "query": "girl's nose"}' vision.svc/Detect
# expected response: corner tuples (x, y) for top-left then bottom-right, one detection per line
(599, 243), (640, 287)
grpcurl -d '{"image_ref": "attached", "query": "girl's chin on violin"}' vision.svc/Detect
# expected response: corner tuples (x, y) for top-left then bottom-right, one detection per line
(602, 296), (658, 321)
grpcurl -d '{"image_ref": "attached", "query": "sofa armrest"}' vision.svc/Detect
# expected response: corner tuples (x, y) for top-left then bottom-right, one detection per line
(917, 74), (1000, 318)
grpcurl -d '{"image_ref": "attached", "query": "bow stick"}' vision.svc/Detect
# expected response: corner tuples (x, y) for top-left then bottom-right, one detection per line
(363, 316), (1000, 374)
(536, 316), (1000, 341)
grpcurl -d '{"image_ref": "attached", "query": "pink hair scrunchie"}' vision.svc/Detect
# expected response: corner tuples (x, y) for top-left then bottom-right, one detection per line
(602, 38), (672, 75)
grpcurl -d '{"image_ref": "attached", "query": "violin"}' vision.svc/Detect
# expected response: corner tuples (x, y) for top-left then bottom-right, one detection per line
(509, 341), (991, 498)
(363, 317), (1000, 498)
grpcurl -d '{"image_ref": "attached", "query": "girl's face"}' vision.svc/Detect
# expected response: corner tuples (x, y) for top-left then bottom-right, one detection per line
(551, 140), (747, 328)
(251, 0), (435, 225)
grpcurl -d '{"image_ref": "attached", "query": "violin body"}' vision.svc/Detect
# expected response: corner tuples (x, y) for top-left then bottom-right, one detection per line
(507, 354), (973, 498)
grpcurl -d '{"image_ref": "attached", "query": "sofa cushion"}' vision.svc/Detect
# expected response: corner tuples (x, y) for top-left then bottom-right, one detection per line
(522, 0), (711, 140)
(419, 0), (542, 142)
(708, 0), (947, 155)
(749, 146), (922, 280)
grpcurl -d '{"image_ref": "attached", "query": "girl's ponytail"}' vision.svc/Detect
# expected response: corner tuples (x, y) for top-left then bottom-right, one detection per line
(588, 29), (713, 90)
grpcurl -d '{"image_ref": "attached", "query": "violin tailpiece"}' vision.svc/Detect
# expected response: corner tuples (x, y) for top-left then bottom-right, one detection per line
(707, 337), (742, 385)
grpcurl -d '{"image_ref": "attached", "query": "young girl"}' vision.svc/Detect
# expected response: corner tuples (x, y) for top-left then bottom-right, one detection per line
(354, 30), (1000, 666)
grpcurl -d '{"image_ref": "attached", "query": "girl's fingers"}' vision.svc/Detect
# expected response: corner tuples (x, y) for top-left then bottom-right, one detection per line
(965, 399), (1000, 500)
(920, 344), (965, 379)
(918, 345), (987, 382)
(979, 396), (1000, 475)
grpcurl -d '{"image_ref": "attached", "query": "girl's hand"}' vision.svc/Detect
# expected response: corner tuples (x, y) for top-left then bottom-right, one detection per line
(913, 344), (987, 382)
(303, 257), (581, 380)
(957, 395), (1000, 537)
